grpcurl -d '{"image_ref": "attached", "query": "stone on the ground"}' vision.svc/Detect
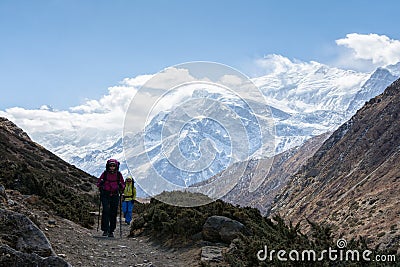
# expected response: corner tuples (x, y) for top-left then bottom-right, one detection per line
(201, 246), (224, 264)
(202, 215), (250, 243)
(0, 209), (72, 266)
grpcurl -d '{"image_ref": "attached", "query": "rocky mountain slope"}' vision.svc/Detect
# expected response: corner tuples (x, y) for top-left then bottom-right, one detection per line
(0, 117), (98, 226)
(222, 131), (331, 214)
(270, 78), (400, 251)
(0, 117), (101, 265)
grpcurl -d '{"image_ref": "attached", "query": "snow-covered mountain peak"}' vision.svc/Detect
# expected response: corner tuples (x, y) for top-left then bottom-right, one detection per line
(384, 61), (400, 76)
(16, 57), (400, 198)
(253, 56), (370, 114)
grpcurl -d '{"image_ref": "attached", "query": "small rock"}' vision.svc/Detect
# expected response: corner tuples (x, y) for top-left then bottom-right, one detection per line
(25, 195), (39, 205)
(201, 246), (224, 263)
(0, 185), (7, 199)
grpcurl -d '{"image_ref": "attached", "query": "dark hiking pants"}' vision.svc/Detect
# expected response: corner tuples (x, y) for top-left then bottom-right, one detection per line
(100, 190), (119, 233)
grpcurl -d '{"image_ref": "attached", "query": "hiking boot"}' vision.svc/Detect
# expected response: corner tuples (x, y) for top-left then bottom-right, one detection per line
(108, 232), (114, 238)
(102, 231), (108, 237)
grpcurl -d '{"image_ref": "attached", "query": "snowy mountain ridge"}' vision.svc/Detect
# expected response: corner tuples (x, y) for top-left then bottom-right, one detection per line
(252, 55), (369, 114)
(25, 56), (400, 195)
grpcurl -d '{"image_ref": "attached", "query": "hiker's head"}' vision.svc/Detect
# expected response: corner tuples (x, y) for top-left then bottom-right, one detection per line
(106, 159), (119, 172)
(126, 176), (133, 183)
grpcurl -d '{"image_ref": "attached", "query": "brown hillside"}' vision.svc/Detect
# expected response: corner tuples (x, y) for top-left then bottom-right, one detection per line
(270, 79), (400, 250)
(222, 132), (330, 214)
(0, 117), (98, 227)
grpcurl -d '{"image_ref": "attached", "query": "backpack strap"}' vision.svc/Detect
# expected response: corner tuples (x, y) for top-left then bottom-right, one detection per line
(117, 171), (122, 188)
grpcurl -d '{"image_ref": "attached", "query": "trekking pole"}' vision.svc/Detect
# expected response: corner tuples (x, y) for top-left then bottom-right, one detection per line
(97, 192), (101, 232)
(119, 192), (122, 238)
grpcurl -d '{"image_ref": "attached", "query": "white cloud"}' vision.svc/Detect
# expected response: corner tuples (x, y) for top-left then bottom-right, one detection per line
(145, 67), (196, 90)
(252, 34), (400, 73)
(255, 54), (295, 74)
(123, 74), (154, 87)
(70, 75), (149, 113)
(0, 74), (152, 147)
(254, 54), (313, 75)
(219, 74), (244, 86)
(334, 33), (400, 71)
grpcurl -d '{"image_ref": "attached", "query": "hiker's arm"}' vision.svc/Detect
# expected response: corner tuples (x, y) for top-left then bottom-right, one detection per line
(97, 172), (105, 188)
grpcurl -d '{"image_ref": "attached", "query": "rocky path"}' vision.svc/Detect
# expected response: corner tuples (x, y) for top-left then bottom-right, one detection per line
(41, 214), (202, 267)
(2, 189), (228, 267)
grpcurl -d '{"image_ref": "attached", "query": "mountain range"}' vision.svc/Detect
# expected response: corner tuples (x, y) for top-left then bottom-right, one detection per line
(11, 56), (400, 198)
(1, 56), (400, 256)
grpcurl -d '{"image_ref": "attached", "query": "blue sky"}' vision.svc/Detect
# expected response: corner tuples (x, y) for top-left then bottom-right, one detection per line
(1, 0), (400, 110)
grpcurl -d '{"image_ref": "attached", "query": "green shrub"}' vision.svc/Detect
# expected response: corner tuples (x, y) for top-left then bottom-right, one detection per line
(130, 191), (396, 266)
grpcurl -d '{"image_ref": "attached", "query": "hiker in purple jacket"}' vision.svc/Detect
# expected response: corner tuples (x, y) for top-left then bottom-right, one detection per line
(97, 159), (125, 237)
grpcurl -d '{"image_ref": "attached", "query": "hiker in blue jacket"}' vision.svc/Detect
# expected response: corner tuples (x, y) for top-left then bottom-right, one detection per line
(122, 176), (136, 225)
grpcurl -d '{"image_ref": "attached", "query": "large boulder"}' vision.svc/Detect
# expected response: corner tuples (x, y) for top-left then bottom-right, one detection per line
(202, 215), (251, 243)
(0, 208), (53, 256)
(0, 208), (71, 266)
(0, 245), (71, 267)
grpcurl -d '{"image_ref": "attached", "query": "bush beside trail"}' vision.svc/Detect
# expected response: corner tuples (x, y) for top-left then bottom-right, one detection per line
(130, 191), (398, 266)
